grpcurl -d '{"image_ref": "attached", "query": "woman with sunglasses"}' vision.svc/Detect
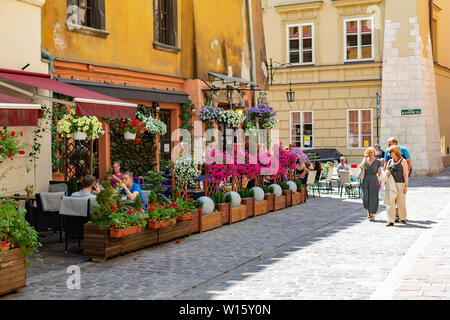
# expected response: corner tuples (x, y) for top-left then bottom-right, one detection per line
(385, 145), (409, 226)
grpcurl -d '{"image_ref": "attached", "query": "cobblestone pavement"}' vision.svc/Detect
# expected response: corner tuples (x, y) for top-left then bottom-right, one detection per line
(2, 168), (450, 300)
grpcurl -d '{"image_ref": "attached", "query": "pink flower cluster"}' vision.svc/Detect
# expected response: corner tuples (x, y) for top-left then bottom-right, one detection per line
(204, 144), (297, 183)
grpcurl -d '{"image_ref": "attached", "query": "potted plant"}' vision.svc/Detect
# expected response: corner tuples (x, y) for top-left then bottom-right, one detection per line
(147, 202), (178, 229)
(291, 180), (302, 205)
(137, 111), (167, 136)
(56, 109), (104, 140)
(119, 119), (145, 140)
(0, 129), (27, 165)
(240, 188), (255, 218)
(218, 110), (246, 129)
(173, 157), (199, 197)
(264, 185), (275, 212)
(1, 197), (41, 295)
(213, 191), (230, 225)
(280, 181), (292, 207)
(109, 204), (148, 238)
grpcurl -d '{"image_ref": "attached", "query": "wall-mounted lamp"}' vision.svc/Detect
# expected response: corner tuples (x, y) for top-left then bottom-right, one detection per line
(235, 103), (245, 116)
(267, 58), (295, 103)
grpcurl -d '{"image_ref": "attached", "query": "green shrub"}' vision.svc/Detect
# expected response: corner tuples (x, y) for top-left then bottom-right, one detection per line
(212, 191), (224, 205)
(268, 185), (275, 194)
(224, 193), (232, 203)
(295, 179), (302, 189)
(280, 182), (290, 191)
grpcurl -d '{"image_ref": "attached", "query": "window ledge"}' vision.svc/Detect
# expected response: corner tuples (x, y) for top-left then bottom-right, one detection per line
(153, 41), (181, 53)
(66, 22), (110, 39)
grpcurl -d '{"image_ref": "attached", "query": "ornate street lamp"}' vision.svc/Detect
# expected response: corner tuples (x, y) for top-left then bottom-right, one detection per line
(267, 58), (295, 103)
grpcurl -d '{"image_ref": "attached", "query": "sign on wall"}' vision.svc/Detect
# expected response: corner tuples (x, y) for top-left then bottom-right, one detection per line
(401, 109), (422, 115)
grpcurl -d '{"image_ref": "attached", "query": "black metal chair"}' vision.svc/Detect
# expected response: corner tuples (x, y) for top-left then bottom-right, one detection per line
(60, 198), (90, 253)
(34, 192), (64, 242)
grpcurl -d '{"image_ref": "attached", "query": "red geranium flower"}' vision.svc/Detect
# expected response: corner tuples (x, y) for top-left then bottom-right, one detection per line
(1, 136), (5, 141)
(136, 138), (141, 144)
(175, 240), (180, 244)
(117, 204), (121, 209)
(137, 208), (142, 212)
(19, 150), (25, 155)
(188, 198), (193, 202)
(10, 131), (15, 137)
(186, 194), (190, 198)
(1, 241), (6, 246)
(110, 205), (116, 212)
(153, 200), (157, 203)
(197, 207), (201, 213)
(20, 131), (23, 137)
(175, 192), (180, 197)
(8, 152), (12, 158)
(127, 210), (134, 214)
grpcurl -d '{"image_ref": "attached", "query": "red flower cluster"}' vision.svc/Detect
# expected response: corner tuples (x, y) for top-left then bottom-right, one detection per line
(169, 203), (178, 208)
(127, 210), (134, 215)
(1, 241), (7, 246)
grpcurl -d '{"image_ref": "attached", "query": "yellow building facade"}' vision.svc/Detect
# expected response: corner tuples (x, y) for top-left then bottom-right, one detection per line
(263, 0), (449, 174)
(41, 0), (267, 179)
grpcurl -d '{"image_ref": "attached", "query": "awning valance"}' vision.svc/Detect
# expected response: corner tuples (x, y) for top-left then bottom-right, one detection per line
(0, 68), (137, 119)
(305, 148), (344, 162)
(58, 78), (189, 104)
(0, 93), (41, 126)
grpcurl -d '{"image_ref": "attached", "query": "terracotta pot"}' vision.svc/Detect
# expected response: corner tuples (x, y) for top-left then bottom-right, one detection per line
(1, 241), (11, 251)
(177, 212), (193, 222)
(148, 220), (163, 229)
(109, 225), (142, 238)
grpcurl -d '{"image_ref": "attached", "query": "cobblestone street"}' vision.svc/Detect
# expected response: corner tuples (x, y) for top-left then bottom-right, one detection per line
(2, 169), (450, 300)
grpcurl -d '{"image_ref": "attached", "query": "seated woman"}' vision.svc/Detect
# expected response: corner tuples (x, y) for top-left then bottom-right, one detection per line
(296, 161), (310, 186)
(120, 171), (146, 210)
(110, 161), (124, 189)
(313, 161), (323, 182)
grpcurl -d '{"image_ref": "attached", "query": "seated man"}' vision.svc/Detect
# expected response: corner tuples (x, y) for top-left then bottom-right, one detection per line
(71, 175), (100, 208)
(120, 171), (146, 210)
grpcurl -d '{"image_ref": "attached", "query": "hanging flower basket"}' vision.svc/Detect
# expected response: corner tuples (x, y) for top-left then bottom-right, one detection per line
(73, 131), (87, 140)
(124, 131), (136, 140)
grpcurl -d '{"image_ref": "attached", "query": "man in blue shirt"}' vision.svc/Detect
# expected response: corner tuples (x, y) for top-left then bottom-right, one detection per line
(384, 137), (412, 175)
(120, 172), (146, 210)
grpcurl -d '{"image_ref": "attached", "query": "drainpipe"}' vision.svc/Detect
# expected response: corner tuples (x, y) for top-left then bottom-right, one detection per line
(41, 48), (54, 77)
(247, 0), (257, 106)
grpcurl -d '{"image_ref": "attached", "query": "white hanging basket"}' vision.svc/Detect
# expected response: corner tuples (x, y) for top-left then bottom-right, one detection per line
(74, 131), (87, 140)
(124, 131), (136, 140)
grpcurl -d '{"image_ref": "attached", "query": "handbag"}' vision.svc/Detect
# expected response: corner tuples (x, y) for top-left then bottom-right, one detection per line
(358, 161), (366, 180)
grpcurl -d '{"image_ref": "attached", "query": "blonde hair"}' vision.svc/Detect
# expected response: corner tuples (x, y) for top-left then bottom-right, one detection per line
(305, 160), (311, 168)
(388, 145), (402, 160)
(364, 147), (376, 157)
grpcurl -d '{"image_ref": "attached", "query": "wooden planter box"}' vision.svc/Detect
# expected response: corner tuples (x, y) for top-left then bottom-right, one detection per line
(265, 193), (275, 212)
(216, 203), (231, 225)
(230, 205), (247, 224)
(84, 224), (158, 262)
(188, 210), (201, 234)
(158, 221), (189, 244)
(0, 248), (26, 296)
(254, 200), (268, 216)
(273, 196), (287, 211)
(200, 211), (223, 232)
(241, 198), (255, 218)
(291, 191), (302, 206)
(301, 187), (307, 203)
(282, 190), (293, 207)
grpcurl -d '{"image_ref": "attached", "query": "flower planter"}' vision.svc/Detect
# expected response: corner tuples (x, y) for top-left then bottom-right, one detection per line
(124, 131), (136, 140)
(254, 200), (268, 216)
(301, 187), (307, 203)
(200, 211), (223, 232)
(0, 248), (26, 296)
(241, 198), (255, 218)
(216, 203), (231, 225)
(1, 242), (11, 251)
(109, 225), (142, 238)
(73, 131), (87, 140)
(273, 196), (287, 211)
(188, 210), (201, 234)
(230, 205), (247, 224)
(282, 190), (292, 207)
(291, 191), (302, 206)
(177, 212), (193, 222)
(264, 193), (275, 212)
(158, 221), (190, 244)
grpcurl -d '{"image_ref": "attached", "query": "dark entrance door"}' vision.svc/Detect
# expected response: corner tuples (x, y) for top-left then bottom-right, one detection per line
(159, 110), (171, 162)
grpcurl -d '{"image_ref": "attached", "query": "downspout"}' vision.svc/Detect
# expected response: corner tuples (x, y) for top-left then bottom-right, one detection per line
(247, 0), (257, 105)
(41, 48), (54, 77)
(429, 0), (433, 59)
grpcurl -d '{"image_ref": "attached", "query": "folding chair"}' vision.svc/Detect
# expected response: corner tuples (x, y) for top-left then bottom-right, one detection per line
(306, 170), (319, 197)
(319, 169), (334, 193)
(338, 170), (361, 198)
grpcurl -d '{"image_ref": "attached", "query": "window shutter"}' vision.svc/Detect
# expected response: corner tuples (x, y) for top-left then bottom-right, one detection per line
(97, 0), (106, 30)
(154, 0), (161, 43)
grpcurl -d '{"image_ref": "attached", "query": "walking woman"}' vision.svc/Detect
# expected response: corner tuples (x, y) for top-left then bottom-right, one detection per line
(360, 147), (381, 222)
(385, 145), (409, 226)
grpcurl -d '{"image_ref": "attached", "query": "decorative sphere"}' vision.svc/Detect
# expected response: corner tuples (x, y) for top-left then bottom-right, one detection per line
(287, 181), (297, 193)
(269, 184), (282, 198)
(250, 187), (265, 202)
(198, 196), (215, 215)
(225, 191), (241, 208)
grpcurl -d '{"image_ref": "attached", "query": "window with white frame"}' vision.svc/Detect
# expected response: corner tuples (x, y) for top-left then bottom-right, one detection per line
(348, 109), (372, 148)
(287, 23), (314, 64)
(291, 111), (313, 148)
(344, 17), (374, 61)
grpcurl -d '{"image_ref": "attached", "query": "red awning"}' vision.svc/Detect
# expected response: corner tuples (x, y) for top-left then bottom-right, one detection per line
(0, 93), (41, 126)
(0, 68), (137, 119)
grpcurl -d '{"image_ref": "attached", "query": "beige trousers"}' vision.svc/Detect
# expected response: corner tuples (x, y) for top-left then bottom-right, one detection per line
(387, 182), (407, 223)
